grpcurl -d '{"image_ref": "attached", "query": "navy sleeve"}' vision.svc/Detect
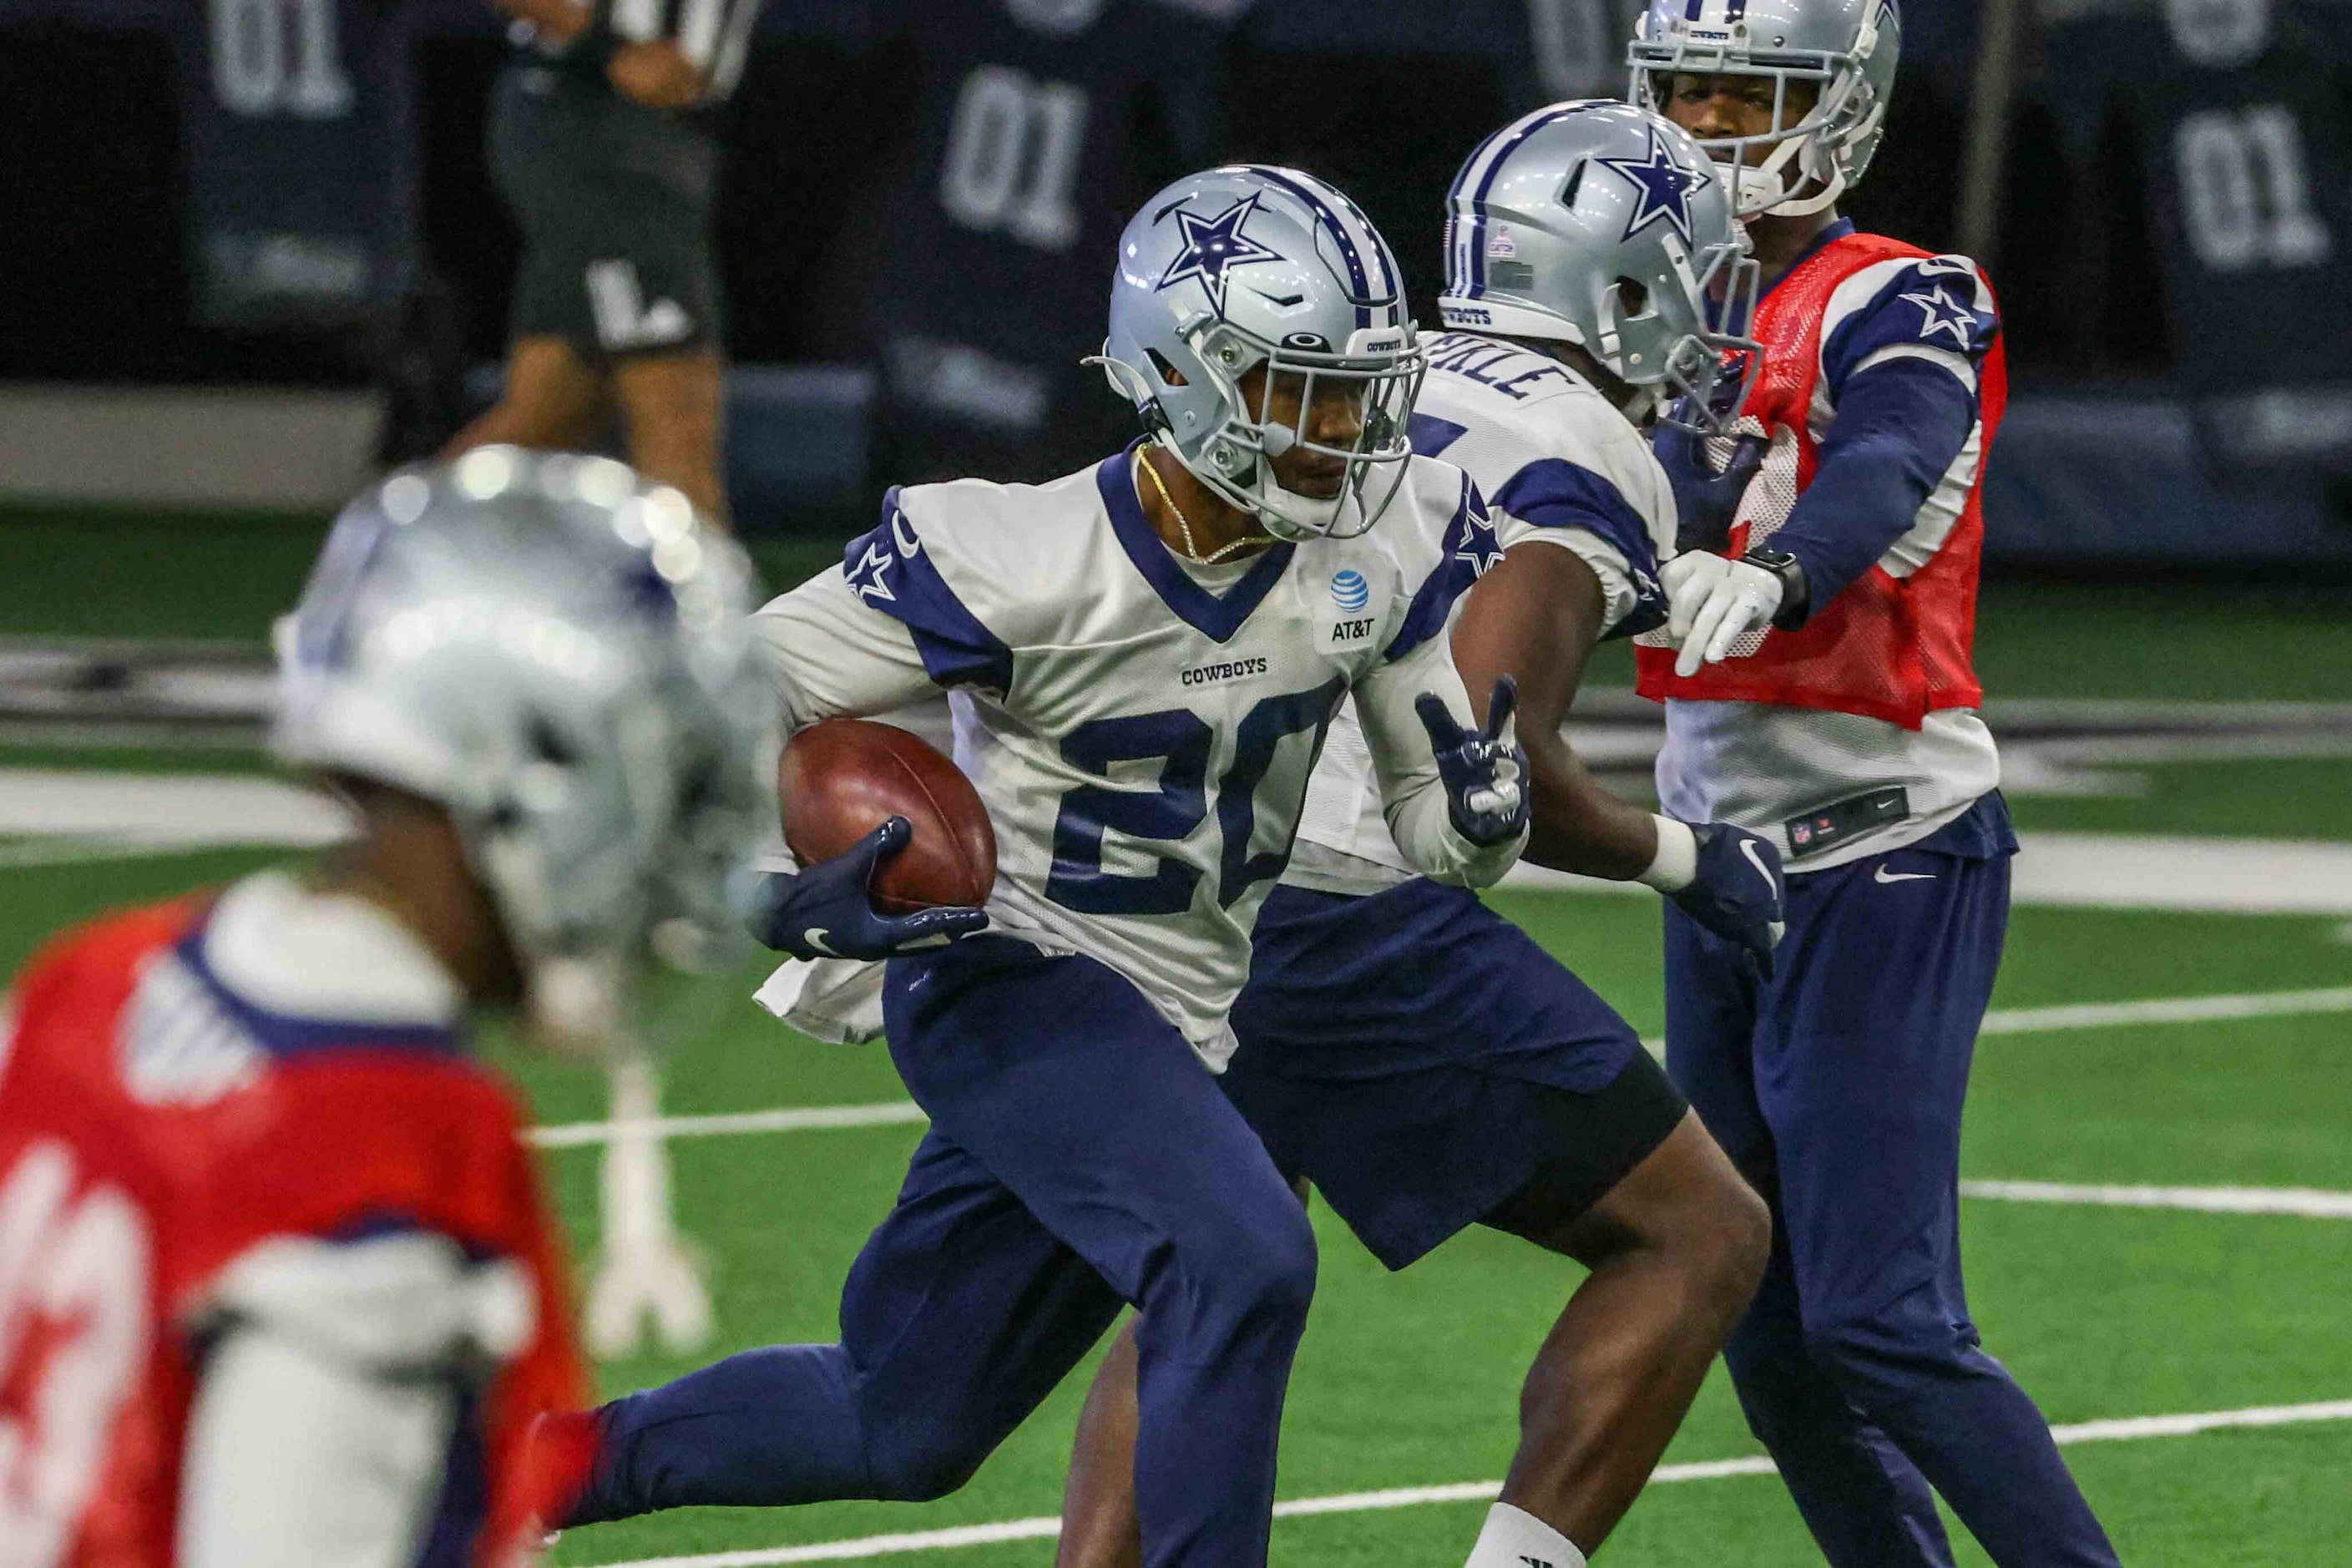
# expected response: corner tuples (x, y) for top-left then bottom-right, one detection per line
(1384, 477), (1504, 662)
(1769, 358), (1978, 625)
(841, 488), (1014, 695)
(1819, 259), (2000, 403)
(1490, 459), (1668, 639)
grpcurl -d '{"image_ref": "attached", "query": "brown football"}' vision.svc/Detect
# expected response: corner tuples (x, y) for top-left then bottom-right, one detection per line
(777, 718), (997, 913)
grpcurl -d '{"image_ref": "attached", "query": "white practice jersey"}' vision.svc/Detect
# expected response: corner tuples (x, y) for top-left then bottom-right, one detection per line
(1287, 331), (1677, 895)
(1653, 240), (2004, 871)
(751, 447), (1523, 1065)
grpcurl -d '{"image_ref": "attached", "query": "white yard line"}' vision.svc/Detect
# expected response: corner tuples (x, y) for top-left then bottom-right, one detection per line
(1958, 1181), (2352, 1219)
(528, 1100), (928, 1150)
(1975, 986), (2352, 1034)
(524, 985), (2352, 1151)
(578, 1399), (2352, 1568)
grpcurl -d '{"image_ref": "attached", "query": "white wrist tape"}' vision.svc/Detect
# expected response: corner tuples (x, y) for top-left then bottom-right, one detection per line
(1636, 815), (1698, 893)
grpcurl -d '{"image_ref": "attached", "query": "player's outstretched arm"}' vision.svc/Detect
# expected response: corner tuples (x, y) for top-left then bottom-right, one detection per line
(1356, 638), (1529, 887)
(1454, 541), (1785, 966)
(1452, 541), (1662, 879)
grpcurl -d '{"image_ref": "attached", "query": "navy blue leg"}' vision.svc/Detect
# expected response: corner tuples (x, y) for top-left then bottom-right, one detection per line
(572, 938), (1314, 1568)
(1761, 848), (2119, 1568)
(1722, 1197), (1959, 1565)
(574, 1130), (1122, 1521)
(885, 939), (1318, 1568)
(1665, 901), (1956, 1565)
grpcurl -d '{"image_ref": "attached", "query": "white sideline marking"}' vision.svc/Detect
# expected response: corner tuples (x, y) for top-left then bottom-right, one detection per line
(1959, 1181), (2352, 1219)
(4, 764), (2349, 914)
(528, 1100), (928, 1151)
(1975, 986), (2352, 1034)
(579, 1399), (2352, 1568)
(1499, 832), (2352, 914)
(523, 985), (2352, 1151)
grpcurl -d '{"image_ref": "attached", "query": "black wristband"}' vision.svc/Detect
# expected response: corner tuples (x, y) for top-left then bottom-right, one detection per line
(1742, 547), (1812, 631)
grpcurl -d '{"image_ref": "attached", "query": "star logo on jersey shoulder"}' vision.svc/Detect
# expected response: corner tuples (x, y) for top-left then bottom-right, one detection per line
(1596, 126), (1704, 247)
(1156, 194), (1285, 314)
(1454, 499), (1506, 580)
(846, 540), (898, 603)
(1899, 284), (1980, 349)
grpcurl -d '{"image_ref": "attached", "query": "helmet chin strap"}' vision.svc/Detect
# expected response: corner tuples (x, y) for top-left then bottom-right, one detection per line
(1719, 140), (1849, 221)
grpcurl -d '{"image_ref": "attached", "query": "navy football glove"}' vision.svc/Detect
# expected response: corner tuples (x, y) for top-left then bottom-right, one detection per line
(1414, 675), (1531, 848)
(745, 817), (989, 961)
(1655, 422), (1769, 554)
(1670, 822), (1787, 976)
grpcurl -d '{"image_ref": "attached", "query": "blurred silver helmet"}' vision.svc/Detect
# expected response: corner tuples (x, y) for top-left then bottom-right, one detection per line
(272, 447), (773, 1044)
(1093, 164), (1424, 541)
(1439, 101), (1761, 432)
(1628, 0), (1901, 220)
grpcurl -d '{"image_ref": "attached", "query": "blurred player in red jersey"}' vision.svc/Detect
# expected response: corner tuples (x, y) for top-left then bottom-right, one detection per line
(1625, 3), (2122, 1565)
(0, 448), (774, 1565)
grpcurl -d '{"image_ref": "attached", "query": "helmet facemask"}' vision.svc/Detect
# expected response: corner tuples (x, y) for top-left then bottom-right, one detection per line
(1179, 320), (1424, 542)
(1646, 230), (1764, 435)
(1630, 9), (1893, 220)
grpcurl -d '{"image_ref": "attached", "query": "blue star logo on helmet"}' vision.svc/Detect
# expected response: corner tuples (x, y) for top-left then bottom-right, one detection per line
(1596, 127), (1705, 248)
(1155, 194), (1286, 314)
(1330, 569), (1370, 613)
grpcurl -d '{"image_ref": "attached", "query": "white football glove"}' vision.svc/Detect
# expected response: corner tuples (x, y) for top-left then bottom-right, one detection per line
(1664, 552), (1784, 677)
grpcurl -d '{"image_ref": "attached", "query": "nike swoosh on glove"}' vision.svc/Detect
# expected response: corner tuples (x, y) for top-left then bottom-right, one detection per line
(1413, 675), (1531, 848)
(1671, 822), (1787, 977)
(1664, 552), (1784, 677)
(744, 817), (988, 961)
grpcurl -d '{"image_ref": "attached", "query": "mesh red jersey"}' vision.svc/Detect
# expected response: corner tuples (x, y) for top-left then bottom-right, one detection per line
(0, 893), (586, 1567)
(1636, 230), (2008, 728)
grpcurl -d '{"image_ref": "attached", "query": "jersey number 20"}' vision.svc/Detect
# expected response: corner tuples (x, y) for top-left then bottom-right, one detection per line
(1048, 681), (1343, 916)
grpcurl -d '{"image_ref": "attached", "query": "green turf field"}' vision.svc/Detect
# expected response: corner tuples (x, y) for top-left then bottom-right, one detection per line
(3, 513), (2349, 1565)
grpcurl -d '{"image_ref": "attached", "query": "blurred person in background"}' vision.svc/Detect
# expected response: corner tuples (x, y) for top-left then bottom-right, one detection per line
(1626, 2), (2123, 1564)
(866, 0), (1243, 486)
(0, 451), (771, 1565)
(447, 0), (769, 521)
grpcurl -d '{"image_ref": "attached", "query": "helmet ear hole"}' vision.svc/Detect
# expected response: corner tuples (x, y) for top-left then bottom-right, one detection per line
(1616, 278), (1653, 318)
(1145, 347), (1189, 389)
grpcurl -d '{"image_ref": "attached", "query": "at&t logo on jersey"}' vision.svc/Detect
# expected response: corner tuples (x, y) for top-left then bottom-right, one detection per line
(1328, 569), (1376, 645)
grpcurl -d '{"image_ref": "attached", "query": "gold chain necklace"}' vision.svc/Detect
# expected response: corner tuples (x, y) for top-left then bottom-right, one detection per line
(1136, 450), (1272, 565)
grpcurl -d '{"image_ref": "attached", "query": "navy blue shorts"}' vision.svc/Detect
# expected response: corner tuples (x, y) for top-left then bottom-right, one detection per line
(1221, 878), (1685, 1270)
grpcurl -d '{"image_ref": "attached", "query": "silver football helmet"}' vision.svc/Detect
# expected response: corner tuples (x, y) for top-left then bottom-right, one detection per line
(1094, 164), (1424, 541)
(1628, 0), (1901, 220)
(1438, 102), (1760, 432)
(273, 447), (774, 1047)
